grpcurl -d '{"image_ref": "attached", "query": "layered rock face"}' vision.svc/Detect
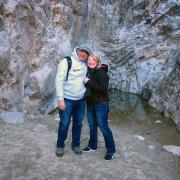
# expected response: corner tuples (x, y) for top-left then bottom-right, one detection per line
(0, 0), (179, 128)
(149, 45), (180, 131)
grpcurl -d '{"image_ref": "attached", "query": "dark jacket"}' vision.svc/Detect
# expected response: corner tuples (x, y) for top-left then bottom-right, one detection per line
(85, 64), (109, 106)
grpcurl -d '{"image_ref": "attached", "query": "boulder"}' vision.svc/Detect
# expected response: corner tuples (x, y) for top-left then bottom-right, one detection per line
(0, 111), (24, 124)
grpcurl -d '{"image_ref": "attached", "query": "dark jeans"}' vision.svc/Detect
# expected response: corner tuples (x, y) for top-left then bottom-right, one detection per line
(57, 98), (85, 148)
(87, 102), (116, 155)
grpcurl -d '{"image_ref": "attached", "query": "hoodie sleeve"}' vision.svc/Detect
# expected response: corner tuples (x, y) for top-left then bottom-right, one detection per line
(86, 69), (109, 93)
(55, 58), (68, 100)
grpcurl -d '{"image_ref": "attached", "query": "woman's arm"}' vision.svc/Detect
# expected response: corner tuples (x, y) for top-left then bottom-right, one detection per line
(86, 69), (109, 93)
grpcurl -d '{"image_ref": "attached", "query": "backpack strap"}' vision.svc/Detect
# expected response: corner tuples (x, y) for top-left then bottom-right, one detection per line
(64, 56), (72, 81)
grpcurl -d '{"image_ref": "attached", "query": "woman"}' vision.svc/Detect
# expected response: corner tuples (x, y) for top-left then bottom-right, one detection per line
(83, 52), (116, 160)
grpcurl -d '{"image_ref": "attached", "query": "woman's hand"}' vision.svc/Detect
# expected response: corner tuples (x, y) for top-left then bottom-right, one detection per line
(83, 77), (90, 84)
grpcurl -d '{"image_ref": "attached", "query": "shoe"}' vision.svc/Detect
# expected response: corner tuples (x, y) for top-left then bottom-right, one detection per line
(104, 153), (115, 161)
(72, 146), (83, 155)
(56, 147), (64, 157)
(83, 147), (96, 152)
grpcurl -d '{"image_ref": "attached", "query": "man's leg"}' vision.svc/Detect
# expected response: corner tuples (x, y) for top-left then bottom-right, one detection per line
(71, 98), (85, 148)
(56, 99), (73, 148)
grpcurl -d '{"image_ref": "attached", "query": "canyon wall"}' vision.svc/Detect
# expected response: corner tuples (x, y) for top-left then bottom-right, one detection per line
(0, 0), (179, 129)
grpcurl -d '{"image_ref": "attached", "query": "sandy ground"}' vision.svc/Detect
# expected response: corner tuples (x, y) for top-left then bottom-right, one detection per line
(0, 114), (180, 180)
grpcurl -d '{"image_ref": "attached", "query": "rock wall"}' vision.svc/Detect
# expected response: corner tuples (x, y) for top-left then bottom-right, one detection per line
(149, 45), (180, 131)
(0, 0), (179, 128)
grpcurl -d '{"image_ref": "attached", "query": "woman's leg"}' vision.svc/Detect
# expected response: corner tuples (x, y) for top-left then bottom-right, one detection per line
(95, 102), (116, 155)
(87, 105), (98, 150)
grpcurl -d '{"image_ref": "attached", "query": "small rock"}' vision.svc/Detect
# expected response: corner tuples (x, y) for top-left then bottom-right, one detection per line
(155, 120), (162, 123)
(148, 145), (155, 150)
(55, 117), (59, 121)
(163, 145), (180, 155)
(0, 112), (24, 124)
(123, 153), (128, 161)
(134, 135), (145, 141)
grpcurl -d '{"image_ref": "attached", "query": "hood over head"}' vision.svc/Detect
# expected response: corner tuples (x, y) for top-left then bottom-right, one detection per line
(77, 43), (92, 54)
(100, 64), (108, 73)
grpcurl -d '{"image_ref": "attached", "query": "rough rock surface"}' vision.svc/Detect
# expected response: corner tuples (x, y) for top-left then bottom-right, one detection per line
(0, 0), (179, 127)
(0, 111), (24, 124)
(149, 45), (180, 130)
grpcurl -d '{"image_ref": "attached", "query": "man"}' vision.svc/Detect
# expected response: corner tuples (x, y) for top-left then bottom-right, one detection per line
(55, 44), (91, 157)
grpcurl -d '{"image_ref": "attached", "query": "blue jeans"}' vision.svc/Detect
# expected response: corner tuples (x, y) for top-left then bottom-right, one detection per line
(57, 98), (85, 148)
(87, 102), (116, 155)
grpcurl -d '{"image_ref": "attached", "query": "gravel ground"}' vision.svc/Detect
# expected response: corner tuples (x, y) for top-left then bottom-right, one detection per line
(0, 113), (179, 180)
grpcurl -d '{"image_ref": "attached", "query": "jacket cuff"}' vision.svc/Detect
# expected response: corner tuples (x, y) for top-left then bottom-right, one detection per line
(58, 96), (64, 101)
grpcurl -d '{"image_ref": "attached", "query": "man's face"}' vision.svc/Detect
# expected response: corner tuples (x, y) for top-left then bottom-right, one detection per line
(77, 49), (89, 61)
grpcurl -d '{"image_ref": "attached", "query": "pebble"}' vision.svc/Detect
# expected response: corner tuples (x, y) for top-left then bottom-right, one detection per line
(134, 135), (145, 141)
(148, 145), (155, 150)
(163, 145), (180, 155)
(155, 120), (162, 123)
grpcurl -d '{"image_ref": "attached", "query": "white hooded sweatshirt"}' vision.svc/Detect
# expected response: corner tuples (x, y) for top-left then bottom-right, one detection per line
(55, 48), (87, 100)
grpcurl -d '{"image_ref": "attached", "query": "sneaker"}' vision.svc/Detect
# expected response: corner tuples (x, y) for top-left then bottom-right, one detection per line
(56, 147), (64, 157)
(83, 147), (96, 152)
(104, 153), (115, 161)
(72, 146), (83, 155)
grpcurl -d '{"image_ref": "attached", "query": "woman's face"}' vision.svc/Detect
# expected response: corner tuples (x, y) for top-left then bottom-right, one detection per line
(87, 56), (98, 69)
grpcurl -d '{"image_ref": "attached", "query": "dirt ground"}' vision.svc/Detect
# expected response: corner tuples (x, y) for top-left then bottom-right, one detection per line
(0, 113), (179, 180)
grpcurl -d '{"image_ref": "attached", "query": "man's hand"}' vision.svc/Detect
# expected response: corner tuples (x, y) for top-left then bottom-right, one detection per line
(58, 100), (66, 111)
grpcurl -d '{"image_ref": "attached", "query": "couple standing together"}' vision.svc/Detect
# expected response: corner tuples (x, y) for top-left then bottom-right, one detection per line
(55, 44), (116, 160)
